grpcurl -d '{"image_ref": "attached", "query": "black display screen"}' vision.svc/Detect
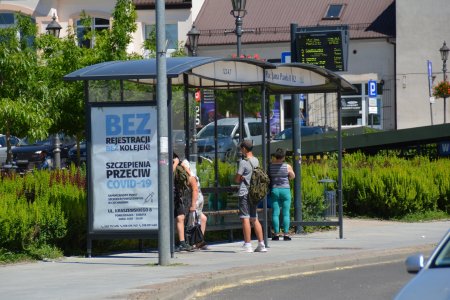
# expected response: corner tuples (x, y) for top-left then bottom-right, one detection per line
(295, 28), (347, 72)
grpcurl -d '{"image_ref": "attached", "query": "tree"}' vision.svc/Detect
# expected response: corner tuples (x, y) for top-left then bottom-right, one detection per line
(214, 88), (275, 119)
(78, 0), (138, 63)
(0, 14), (52, 164)
(36, 0), (139, 165)
(36, 32), (86, 160)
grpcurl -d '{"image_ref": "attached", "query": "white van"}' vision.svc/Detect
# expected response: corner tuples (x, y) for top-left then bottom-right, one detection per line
(196, 118), (264, 161)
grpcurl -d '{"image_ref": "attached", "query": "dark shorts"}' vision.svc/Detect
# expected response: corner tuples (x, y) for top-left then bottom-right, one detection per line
(238, 193), (258, 219)
(174, 195), (192, 218)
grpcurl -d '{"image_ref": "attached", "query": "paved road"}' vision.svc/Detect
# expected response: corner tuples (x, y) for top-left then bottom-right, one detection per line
(0, 218), (448, 300)
(195, 260), (415, 300)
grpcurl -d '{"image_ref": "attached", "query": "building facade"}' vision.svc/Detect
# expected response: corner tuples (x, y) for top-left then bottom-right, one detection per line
(1, 0), (449, 130)
(0, 0), (195, 57)
(396, 0), (450, 128)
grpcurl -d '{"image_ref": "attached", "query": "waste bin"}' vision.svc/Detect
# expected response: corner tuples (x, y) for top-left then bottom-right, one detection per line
(318, 178), (336, 218)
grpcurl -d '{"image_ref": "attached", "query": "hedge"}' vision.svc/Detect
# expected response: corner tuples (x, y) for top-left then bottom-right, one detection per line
(0, 153), (449, 254)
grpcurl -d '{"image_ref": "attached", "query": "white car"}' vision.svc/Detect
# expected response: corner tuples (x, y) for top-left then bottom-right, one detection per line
(196, 118), (263, 161)
(394, 229), (450, 300)
(0, 134), (20, 165)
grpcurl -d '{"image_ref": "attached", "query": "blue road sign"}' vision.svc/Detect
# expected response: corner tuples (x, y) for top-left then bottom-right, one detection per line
(438, 141), (450, 156)
(281, 51), (291, 63)
(427, 60), (433, 97)
(368, 80), (377, 97)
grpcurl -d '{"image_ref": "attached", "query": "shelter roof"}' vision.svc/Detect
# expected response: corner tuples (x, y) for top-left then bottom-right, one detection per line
(63, 57), (356, 93)
(63, 57), (219, 81)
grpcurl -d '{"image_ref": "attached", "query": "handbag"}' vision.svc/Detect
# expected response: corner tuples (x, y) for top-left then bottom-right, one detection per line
(185, 212), (204, 246)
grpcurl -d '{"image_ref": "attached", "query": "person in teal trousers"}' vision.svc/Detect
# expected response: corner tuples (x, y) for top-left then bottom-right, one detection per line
(269, 148), (295, 241)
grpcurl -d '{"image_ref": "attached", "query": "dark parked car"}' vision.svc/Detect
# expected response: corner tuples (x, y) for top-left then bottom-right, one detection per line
(272, 126), (329, 141)
(67, 141), (87, 166)
(173, 130), (186, 159)
(12, 135), (75, 170)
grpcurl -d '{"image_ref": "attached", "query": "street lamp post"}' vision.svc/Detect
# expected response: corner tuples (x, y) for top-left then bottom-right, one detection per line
(187, 26), (200, 167)
(230, 0), (247, 57)
(46, 14), (62, 169)
(440, 41), (449, 123)
(229, 0), (247, 146)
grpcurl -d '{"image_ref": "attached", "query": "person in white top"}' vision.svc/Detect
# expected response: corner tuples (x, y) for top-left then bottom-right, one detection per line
(180, 159), (209, 249)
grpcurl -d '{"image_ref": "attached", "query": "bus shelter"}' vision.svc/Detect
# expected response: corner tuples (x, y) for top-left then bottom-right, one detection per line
(64, 57), (355, 256)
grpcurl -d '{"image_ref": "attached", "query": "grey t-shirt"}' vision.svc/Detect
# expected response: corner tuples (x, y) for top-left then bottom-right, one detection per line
(237, 156), (259, 196)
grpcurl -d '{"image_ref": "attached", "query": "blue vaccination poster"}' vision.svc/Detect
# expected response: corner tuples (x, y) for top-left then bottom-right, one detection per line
(90, 106), (158, 231)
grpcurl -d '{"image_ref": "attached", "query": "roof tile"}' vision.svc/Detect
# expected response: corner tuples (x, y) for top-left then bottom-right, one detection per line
(194, 0), (394, 46)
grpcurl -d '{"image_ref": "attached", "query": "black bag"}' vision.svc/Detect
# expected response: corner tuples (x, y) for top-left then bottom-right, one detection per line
(185, 212), (204, 246)
(186, 224), (204, 246)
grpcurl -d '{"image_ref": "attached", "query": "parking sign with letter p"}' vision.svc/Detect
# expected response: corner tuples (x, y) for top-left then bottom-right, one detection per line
(368, 80), (377, 98)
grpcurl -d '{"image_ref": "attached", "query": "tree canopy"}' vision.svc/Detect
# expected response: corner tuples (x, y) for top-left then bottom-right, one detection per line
(0, 1), (271, 166)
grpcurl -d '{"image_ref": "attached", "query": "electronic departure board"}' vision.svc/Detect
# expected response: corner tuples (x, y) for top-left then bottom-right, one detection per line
(295, 26), (348, 72)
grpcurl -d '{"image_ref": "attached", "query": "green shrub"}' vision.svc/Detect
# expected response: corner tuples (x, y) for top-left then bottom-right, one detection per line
(0, 166), (86, 255)
(342, 153), (449, 218)
(1, 153), (449, 259)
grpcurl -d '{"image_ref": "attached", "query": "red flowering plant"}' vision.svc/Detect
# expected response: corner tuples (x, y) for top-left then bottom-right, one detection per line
(230, 53), (264, 61)
(433, 80), (450, 98)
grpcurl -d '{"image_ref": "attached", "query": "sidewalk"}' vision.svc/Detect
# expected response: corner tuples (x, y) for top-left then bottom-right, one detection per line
(0, 218), (448, 300)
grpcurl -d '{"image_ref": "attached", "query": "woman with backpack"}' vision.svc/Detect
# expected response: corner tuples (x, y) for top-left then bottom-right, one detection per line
(180, 159), (209, 250)
(173, 153), (198, 252)
(269, 148), (295, 241)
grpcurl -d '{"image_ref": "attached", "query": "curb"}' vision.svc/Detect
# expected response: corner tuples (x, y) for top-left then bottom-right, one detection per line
(127, 244), (435, 300)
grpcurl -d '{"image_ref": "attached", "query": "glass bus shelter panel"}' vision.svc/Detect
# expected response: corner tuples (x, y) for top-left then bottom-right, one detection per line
(88, 80), (155, 102)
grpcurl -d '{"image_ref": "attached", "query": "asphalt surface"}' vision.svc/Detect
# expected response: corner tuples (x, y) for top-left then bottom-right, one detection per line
(197, 260), (413, 300)
(0, 218), (448, 300)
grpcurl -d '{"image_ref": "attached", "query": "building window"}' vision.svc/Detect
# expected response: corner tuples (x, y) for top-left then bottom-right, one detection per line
(0, 12), (15, 28)
(76, 17), (110, 48)
(0, 12), (35, 46)
(144, 24), (178, 50)
(323, 4), (343, 20)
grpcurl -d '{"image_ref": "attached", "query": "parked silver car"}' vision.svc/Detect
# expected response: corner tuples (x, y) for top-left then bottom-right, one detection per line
(196, 118), (263, 161)
(394, 229), (450, 300)
(0, 134), (21, 165)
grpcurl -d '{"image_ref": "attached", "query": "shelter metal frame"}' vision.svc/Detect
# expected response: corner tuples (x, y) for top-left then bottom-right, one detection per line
(64, 57), (355, 255)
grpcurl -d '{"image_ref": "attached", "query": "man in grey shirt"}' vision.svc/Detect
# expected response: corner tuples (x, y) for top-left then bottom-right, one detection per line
(234, 140), (267, 253)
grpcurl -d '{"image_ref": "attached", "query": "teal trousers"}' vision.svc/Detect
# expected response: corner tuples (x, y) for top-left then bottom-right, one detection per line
(270, 188), (291, 234)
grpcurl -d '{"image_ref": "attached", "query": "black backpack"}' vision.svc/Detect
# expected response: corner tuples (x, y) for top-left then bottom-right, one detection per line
(246, 159), (270, 205)
(174, 164), (190, 199)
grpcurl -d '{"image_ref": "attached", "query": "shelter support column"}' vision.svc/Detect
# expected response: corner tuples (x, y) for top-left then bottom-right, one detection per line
(261, 84), (268, 246)
(156, 0), (171, 266)
(292, 93), (302, 234)
(183, 74), (190, 161)
(337, 88), (344, 239)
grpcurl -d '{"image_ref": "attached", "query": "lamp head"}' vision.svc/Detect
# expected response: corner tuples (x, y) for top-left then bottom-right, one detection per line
(46, 14), (62, 38)
(440, 41), (449, 62)
(230, 0), (247, 18)
(187, 25), (200, 56)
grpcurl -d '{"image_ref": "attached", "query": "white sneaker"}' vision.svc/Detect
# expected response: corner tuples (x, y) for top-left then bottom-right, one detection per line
(242, 243), (253, 253)
(254, 243), (267, 252)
